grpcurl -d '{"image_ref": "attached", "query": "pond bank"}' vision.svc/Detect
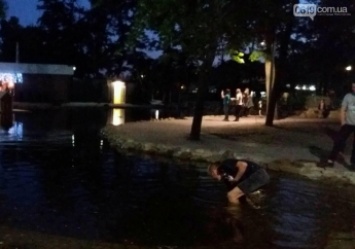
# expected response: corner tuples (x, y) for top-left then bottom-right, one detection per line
(101, 115), (355, 185)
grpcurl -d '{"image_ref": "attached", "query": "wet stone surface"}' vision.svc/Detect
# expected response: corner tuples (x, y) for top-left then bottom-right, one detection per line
(0, 109), (354, 248)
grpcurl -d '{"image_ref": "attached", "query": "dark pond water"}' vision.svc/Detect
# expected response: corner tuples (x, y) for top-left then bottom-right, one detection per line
(0, 108), (354, 248)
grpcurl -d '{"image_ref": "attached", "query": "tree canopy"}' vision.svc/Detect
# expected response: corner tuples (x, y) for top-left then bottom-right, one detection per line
(0, 0), (354, 131)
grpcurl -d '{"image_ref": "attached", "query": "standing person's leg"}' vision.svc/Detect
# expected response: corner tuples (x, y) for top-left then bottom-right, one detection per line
(246, 107), (251, 116)
(235, 105), (241, 121)
(223, 105), (229, 121)
(224, 105), (229, 121)
(328, 125), (353, 165)
(242, 106), (247, 117)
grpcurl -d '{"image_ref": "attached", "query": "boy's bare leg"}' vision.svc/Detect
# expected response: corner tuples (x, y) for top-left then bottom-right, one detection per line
(227, 186), (244, 204)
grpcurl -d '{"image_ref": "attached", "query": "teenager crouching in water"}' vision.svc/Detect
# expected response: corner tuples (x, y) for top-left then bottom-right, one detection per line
(208, 159), (270, 205)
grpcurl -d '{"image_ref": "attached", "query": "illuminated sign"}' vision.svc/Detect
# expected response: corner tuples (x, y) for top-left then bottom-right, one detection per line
(0, 73), (23, 85)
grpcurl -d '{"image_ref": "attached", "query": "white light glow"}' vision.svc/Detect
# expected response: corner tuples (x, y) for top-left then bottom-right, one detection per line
(302, 85), (307, 90)
(309, 85), (316, 91)
(8, 122), (22, 136)
(112, 80), (126, 104)
(295, 85), (301, 90)
(112, 108), (125, 126)
(346, 65), (352, 71)
(155, 110), (159, 120)
(0, 73), (23, 86)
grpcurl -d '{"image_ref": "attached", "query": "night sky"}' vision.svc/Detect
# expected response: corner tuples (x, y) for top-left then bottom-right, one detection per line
(7, 0), (90, 26)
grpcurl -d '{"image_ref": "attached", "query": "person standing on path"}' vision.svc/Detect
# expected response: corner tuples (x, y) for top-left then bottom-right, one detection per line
(327, 82), (355, 170)
(234, 88), (243, 121)
(242, 88), (254, 117)
(221, 89), (231, 121)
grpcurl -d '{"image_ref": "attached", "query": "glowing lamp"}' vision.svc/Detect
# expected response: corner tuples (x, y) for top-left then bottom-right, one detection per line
(155, 110), (159, 120)
(112, 80), (126, 104)
(346, 65), (352, 71)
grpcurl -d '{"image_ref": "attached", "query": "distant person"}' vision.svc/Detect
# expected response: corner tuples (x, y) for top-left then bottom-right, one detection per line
(222, 89), (231, 121)
(318, 99), (329, 118)
(242, 88), (254, 117)
(258, 99), (263, 116)
(208, 159), (270, 205)
(234, 88), (243, 121)
(326, 82), (355, 169)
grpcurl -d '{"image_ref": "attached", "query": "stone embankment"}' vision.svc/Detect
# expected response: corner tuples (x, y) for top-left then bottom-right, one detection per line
(101, 115), (355, 186)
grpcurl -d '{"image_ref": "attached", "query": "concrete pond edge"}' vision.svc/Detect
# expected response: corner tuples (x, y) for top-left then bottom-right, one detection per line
(101, 127), (355, 186)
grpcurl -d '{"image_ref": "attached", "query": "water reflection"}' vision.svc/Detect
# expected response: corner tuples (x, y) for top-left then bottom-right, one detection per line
(0, 112), (14, 132)
(0, 109), (354, 248)
(111, 108), (125, 126)
(268, 178), (324, 248)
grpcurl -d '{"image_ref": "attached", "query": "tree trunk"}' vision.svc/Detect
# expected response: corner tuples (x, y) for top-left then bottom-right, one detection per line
(265, 53), (276, 126)
(189, 72), (209, 140)
(189, 51), (216, 140)
(265, 18), (294, 126)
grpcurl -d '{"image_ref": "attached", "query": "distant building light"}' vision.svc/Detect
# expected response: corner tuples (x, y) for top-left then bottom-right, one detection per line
(346, 65), (352, 71)
(302, 85), (307, 90)
(286, 84), (290, 88)
(155, 110), (159, 120)
(73, 66), (76, 71)
(309, 85), (316, 91)
(112, 80), (126, 104)
(209, 86), (217, 93)
(295, 85), (301, 90)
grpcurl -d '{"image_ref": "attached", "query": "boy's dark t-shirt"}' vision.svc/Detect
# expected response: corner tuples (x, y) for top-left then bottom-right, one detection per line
(217, 159), (260, 191)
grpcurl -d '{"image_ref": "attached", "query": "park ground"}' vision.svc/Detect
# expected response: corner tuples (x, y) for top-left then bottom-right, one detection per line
(102, 113), (355, 185)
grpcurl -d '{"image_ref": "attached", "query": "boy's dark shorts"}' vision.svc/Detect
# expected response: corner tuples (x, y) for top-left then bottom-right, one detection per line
(237, 168), (270, 194)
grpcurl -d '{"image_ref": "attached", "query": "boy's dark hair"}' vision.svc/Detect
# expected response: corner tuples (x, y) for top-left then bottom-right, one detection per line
(207, 161), (221, 174)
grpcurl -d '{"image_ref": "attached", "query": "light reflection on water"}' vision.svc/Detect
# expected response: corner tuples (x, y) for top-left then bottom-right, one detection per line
(0, 108), (354, 248)
(111, 108), (125, 126)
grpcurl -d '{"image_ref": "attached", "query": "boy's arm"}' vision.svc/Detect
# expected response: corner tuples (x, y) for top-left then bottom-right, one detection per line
(232, 161), (248, 183)
(340, 106), (346, 126)
(340, 95), (348, 126)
